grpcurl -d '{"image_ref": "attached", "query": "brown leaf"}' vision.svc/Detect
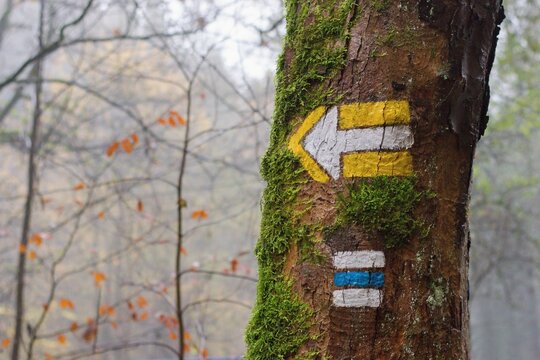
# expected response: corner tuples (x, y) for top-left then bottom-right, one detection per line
(106, 141), (120, 157)
(121, 138), (134, 154)
(137, 200), (144, 212)
(59, 298), (75, 310)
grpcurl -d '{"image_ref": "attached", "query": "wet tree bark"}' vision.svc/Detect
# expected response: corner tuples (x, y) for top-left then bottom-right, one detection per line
(246, 0), (504, 359)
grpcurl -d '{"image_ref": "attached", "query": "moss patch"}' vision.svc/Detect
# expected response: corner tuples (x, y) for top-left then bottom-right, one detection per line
(337, 177), (431, 248)
(246, 0), (358, 358)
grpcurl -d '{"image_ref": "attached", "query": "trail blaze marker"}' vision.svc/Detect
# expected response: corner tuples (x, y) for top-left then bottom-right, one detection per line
(332, 250), (386, 308)
(288, 100), (414, 182)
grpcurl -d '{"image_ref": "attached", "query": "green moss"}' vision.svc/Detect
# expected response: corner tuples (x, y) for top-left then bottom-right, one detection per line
(372, 0), (390, 12)
(246, 1), (358, 358)
(270, 0), (357, 147)
(245, 275), (314, 359)
(337, 177), (431, 248)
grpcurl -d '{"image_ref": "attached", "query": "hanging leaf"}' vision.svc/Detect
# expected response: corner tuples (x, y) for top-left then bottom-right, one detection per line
(18, 244), (26, 253)
(231, 258), (239, 273)
(136, 295), (148, 308)
(201, 348), (209, 360)
(140, 311), (149, 321)
(121, 138), (134, 154)
(57, 334), (67, 345)
(170, 111), (187, 125)
(137, 200), (144, 212)
(158, 117), (167, 125)
(168, 117), (176, 127)
(29, 233), (43, 247)
(99, 304), (116, 317)
(1, 338), (10, 349)
(191, 210), (208, 220)
(97, 211), (105, 220)
(59, 298), (75, 310)
(180, 246), (188, 256)
(92, 271), (106, 287)
(106, 141), (120, 157)
(70, 322), (79, 333)
(131, 133), (139, 145)
(169, 331), (177, 341)
(183, 331), (191, 341)
(110, 321), (119, 330)
(74, 182), (86, 191)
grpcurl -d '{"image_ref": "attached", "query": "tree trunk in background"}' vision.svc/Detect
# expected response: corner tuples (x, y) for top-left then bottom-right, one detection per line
(246, 1), (504, 359)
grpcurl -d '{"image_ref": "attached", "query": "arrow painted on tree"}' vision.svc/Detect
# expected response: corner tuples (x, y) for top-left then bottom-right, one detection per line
(288, 100), (414, 182)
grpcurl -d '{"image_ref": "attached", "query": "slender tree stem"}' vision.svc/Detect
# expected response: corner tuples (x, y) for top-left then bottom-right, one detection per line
(11, 2), (45, 359)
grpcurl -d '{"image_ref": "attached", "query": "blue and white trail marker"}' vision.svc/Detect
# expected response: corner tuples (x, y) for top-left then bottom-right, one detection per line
(332, 251), (385, 308)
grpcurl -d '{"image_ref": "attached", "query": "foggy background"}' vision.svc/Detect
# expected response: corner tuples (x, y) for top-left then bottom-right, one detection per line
(0, 0), (538, 359)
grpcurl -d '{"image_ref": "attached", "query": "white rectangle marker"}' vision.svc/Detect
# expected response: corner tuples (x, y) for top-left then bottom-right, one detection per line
(333, 250), (385, 269)
(332, 289), (382, 308)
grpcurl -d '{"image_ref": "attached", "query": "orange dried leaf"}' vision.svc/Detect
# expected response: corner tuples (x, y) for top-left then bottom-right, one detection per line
(59, 298), (75, 310)
(201, 348), (209, 360)
(136, 295), (148, 308)
(140, 311), (149, 321)
(110, 321), (119, 330)
(99, 304), (115, 317)
(158, 117), (167, 125)
(106, 141), (120, 157)
(169, 331), (177, 340)
(137, 200), (144, 212)
(131, 133), (139, 144)
(183, 331), (191, 341)
(231, 258), (239, 273)
(2, 338), (10, 349)
(42, 303), (49, 311)
(180, 246), (188, 256)
(97, 211), (105, 220)
(45, 353), (53, 360)
(127, 301), (134, 310)
(191, 210), (208, 220)
(57, 334), (67, 345)
(74, 182), (86, 191)
(92, 271), (106, 286)
(70, 322), (79, 333)
(168, 117), (176, 127)
(19, 244), (26, 253)
(183, 343), (190, 353)
(28, 251), (37, 260)
(120, 138), (134, 154)
(170, 111), (186, 125)
(30, 233), (43, 247)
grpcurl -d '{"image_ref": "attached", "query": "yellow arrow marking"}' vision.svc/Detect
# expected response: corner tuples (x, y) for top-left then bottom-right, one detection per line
(339, 100), (411, 129)
(343, 151), (413, 178)
(288, 106), (331, 183)
(288, 101), (413, 182)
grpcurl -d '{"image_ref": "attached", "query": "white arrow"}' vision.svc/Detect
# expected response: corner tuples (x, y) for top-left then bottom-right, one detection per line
(302, 106), (414, 180)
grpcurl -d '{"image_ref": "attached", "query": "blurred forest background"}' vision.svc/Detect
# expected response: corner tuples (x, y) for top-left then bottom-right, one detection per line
(0, 0), (538, 359)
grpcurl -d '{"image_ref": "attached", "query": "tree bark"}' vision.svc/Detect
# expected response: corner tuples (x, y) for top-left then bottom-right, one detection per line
(246, 1), (504, 359)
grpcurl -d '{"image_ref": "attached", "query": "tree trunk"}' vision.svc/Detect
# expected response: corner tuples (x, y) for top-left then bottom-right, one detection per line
(246, 1), (504, 359)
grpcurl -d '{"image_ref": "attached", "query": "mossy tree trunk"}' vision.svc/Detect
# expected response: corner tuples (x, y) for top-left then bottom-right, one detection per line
(246, 1), (504, 359)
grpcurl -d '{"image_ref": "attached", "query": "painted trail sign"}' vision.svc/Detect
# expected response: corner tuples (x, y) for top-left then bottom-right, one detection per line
(289, 100), (414, 182)
(246, 1), (504, 359)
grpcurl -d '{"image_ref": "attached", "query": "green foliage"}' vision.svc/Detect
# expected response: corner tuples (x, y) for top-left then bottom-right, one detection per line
(337, 177), (430, 248)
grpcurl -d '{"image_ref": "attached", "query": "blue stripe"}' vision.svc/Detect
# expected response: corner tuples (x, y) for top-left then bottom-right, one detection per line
(333, 272), (385, 288)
